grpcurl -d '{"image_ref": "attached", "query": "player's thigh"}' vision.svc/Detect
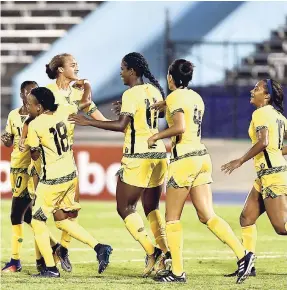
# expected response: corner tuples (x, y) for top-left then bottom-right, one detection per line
(189, 183), (215, 224)
(141, 185), (162, 217)
(10, 171), (29, 198)
(116, 178), (144, 219)
(10, 195), (33, 224)
(165, 186), (189, 222)
(117, 157), (152, 188)
(264, 195), (287, 235)
(60, 178), (81, 212)
(240, 181), (265, 227)
(147, 159), (168, 188)
(32, 182), (57, 222)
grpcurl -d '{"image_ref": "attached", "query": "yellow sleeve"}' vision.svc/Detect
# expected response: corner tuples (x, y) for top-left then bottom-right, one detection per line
(120, 91), (137, 117)
(27, 121), (40, 150)
(252, 109), (269, 132)
(4, 112), (13, 135)
(82, 101), (98, 116)
(166, 91), (185, 116)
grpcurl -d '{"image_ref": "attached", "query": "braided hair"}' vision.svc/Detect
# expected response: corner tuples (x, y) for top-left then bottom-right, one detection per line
(31, 87), (58, 112)
(45, 53), (71, 79)
(168, 59), (194, 88)
(122, 52), (165, 99)
(265, 79), (284, 114)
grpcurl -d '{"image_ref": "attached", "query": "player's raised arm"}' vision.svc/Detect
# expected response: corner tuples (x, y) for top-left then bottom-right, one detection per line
(72, 79), (92, 110)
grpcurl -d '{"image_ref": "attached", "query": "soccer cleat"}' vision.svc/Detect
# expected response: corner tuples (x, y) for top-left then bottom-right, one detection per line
(55, 245), (72, 272)
(224, 266), (256, 277)
(2, 259), (22, 273)
(142, 247), (163, 278)
(236, 251), (256, 284)
(52, 243), (61, 265)
(36, 257), (46, 273)
(154, 251), (172, 274)
(154, 270), (186, 283)
(95, 244), (113, 274)
(32, 267), (60, 278)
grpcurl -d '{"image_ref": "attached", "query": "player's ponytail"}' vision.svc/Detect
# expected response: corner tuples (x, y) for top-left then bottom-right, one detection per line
(31, 87), (59, 112)
(123, 52), (165, 99)
(46, 53), (71, 80)
(169, 59), (194, 88)
(265, 79), (284, 114)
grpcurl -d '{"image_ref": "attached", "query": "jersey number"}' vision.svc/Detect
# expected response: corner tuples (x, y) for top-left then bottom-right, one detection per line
(15, 176), (22, 188)
(193, 106), (202, 137)
(49, 122), (69, 155)
(276, 119), (285, 150)
(145, 98), (158, 129)
(17, 127), (22, 136)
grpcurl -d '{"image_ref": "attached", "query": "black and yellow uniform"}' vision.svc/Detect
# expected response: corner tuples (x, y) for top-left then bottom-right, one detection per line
(27, 105), (81, 220)
(165, 89), (212, 188)
(5, 108), (36, 198)
(118, 83), (167, 188)
(249, 105), (287, 198)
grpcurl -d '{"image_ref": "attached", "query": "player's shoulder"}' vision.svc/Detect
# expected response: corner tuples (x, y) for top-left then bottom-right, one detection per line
(252, 105), (271, 119)
(8, 107), (21, 118)
(46, 82), (57, 92)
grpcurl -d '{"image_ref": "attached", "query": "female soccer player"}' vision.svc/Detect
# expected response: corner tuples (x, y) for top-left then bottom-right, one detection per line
(222, 79), (287, 276)
(20, 53), (110, 271)
(147, 59), (255, 284)
(1, 81), (60, 273)
(26, 87), (112, 278)
(69, 52), (170, 277)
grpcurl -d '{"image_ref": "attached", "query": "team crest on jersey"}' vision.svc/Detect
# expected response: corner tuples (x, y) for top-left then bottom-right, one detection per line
(20, 116), (26, 123)
(260, 163), (265, 169)
(125, 147), (129, 154)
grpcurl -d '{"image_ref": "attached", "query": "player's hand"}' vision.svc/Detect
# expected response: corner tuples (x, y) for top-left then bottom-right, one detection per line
(1, 133), (13, 147)
(221, 158), (243, 175)
(147, 135), (158, 149)
(111, 101), (122, 116)
(19, 137), (27, 152)
(72, 79), (89, 90)
(150, 101), (166, 112)
(68, 114), (90, 126)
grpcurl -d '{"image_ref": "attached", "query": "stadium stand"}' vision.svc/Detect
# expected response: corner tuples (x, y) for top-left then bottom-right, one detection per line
(226, 16), (287, 85)
(0, 1), (99, 118)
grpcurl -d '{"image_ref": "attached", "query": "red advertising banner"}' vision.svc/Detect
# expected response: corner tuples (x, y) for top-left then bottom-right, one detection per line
(1, 144), (126, 200)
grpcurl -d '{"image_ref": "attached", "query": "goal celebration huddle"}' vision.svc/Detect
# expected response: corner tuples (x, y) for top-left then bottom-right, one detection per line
(1, 52), (287, 284)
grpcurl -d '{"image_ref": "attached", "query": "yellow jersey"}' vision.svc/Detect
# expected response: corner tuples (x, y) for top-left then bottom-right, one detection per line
(120, 84), (166, 158)
(166, 89), (207, 160)
(46, 82), (97, 116)
(248, 105), (287, 174)
(4, 108), (30, 169)
(27, 104), (77, 183)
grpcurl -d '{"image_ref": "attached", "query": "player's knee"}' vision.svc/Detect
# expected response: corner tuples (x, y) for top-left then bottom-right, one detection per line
(272, 224), (287, 235)
(116, 205), (135, 220)
(239, 212), (254, 227)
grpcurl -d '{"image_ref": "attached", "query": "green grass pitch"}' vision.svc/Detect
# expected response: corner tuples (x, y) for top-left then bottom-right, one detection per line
(1, 200), (286, 290)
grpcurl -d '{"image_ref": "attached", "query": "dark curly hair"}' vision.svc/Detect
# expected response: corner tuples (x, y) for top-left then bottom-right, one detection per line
(265, 79), (284, 113)
(123, 52), (165, 99)
(168, 59), (195, 88)
(30, 87), (58, 112)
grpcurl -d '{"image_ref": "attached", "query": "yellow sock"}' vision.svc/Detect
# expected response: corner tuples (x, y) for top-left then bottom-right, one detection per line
(11, 224), (24, 260)
(166, 221), (183, 276)
(61, 231), (72, 249)
(124, 212), (154, 255)
(49, 231), (58, 248)
(34, 239), (42, 260)
(55, 219), (98, 248)
(31, 219), (55, 267)
(148, 210), (169, 254)
(207, 215), (245, 260)
(241, 225), (257, 253)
